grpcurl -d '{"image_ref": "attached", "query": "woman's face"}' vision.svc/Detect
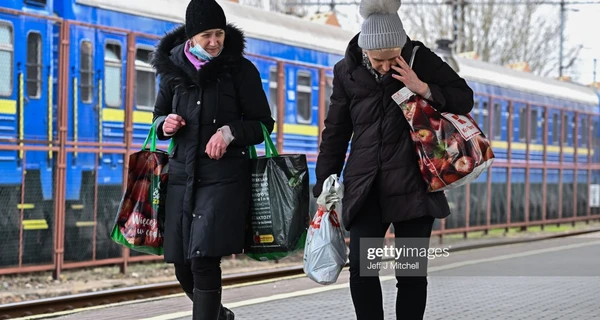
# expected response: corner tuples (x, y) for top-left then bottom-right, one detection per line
(365, 48), (402, 75)
(191, 28), (225, 56)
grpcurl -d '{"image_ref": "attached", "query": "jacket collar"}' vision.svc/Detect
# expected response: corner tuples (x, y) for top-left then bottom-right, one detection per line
(152, 24), (246, 88)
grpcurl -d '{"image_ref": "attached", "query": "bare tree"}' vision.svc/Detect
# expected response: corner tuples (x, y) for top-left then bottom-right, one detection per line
(399, 0), (580, 78)
(240, 0), (312, 17)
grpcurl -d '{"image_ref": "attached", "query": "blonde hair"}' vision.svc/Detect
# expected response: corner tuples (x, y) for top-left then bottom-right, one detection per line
(364, 47), (402, 54)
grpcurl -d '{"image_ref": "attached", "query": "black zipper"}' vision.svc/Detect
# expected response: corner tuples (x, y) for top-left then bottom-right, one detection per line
(378, 86), (384, 167)
(212, 78), (220, 125)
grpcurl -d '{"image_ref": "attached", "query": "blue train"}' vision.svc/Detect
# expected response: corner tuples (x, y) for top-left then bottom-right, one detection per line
(0, 0), (598, 267)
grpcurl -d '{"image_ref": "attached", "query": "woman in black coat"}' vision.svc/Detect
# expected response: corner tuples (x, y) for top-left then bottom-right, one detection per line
(313, 1), (474, 319)
(151, 0), (274, 319)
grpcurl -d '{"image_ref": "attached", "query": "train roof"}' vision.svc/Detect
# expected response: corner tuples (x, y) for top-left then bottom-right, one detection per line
(454, 55), (600, 107)
(75, 0), (355, 55)
(76, 0), (599, 108)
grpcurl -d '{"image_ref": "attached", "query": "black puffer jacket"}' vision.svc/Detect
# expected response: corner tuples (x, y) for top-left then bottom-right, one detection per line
(152, 24), (274, 263)
(314, 34), (474, 230)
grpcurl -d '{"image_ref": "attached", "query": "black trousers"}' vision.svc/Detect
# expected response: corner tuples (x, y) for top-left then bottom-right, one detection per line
(174, 257), (222, 294)
(348, 189), (435, 320)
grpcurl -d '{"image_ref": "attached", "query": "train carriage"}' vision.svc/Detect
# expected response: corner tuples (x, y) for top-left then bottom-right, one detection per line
(0, 0), (59, 266)
(0, 0), (599, 270)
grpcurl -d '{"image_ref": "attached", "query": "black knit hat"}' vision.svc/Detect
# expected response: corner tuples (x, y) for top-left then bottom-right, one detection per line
(185, 0), (227, 39)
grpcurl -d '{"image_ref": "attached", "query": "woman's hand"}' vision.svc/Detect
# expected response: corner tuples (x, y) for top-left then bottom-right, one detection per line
(163, 114), (186, 135)
(205, 130), (228, 160)
(391, 56), (430, 97)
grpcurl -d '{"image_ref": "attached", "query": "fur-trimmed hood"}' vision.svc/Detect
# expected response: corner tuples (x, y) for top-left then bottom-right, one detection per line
(152, 24), (246, 87)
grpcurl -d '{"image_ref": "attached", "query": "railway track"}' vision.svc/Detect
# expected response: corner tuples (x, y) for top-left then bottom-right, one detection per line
(0, 265), (305, 320)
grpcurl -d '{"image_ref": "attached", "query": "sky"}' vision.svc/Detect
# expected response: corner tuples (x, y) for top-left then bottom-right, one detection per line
(259, 0), (600, 86)
(563, 2), (600, 85)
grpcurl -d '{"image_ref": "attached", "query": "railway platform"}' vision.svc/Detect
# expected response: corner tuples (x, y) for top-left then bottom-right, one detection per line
(20, 231), (600, 320)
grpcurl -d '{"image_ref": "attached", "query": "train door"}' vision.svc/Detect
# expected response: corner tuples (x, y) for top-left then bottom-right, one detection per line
(63, 25), (97, 262)
(0, 18), (20, 267)
(127, 40), (157, 257)
(95, 30), (127, 260)
(19, 19), (55, 265)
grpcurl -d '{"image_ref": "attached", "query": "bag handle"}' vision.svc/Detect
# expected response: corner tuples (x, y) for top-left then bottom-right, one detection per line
(249, 123), (278, 159)
(142, 118), (175, 154)
(409, 46), (419, 69)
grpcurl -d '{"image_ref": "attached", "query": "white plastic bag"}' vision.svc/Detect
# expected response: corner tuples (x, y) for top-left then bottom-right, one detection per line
(303, 174), (347, 285)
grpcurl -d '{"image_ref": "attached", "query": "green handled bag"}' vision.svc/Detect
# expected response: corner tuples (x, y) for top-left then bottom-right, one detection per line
(245, 123), (310, 261)
(110, 119), (174, 255)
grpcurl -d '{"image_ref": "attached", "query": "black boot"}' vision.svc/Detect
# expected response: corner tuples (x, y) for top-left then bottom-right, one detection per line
(193, 288), (222, 320)
(187, 291), (233, 319)
(219, 305), (235, 320)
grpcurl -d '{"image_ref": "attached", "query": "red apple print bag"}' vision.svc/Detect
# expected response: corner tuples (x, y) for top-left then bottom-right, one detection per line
(396, 46), (495, 192)
(110, 119), (173, 255)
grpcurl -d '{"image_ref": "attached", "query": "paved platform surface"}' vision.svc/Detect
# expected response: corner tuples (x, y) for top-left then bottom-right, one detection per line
(49, 232), (600, 320)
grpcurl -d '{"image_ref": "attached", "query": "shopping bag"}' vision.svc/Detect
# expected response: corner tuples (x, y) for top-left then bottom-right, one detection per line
(395, 46), (495, 192)
(303, 174), (347, 285)
(110, 119), (174, 255)
(244, 123), (310, 261)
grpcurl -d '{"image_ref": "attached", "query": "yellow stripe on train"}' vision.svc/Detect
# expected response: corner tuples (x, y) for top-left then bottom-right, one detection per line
(102, 109), (154, 124)
(0, 99), (17, 115)
(100, 111), (595, 154)
(491, 141), (593, 156)
(101, 109), (321, 136)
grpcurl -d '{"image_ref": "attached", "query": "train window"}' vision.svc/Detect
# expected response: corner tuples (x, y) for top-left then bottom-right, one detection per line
(135, 48), (155, 110)
(518, 107), (527, 142)
(581, 117), (588, 147)
(25, 0), (47, 6)
(26, 32), (42, 98)
(552, 113), (559, 145)
(104, 43), (122, 108)
(0, 24), (13, 97)
(324, 76), (333, 116)
(269, 67), (277, 120)
(530, 108), (538, 141)
(493, 103), (501, 139)
(563, 114), (569, 145)
(80, 41), (93, 103)
(481, 100), (489, 133)
(296, 71), (312, 124)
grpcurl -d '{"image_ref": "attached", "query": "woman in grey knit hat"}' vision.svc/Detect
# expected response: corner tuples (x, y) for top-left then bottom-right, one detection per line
(313, 0), (474, 319)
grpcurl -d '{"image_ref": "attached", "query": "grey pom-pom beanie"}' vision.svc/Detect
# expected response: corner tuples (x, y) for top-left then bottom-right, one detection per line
(358, 0), (407, 50)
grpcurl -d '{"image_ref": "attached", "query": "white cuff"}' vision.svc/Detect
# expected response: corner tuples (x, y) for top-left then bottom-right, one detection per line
(423, 87), (433, 101)
(218, 125), (234, 145)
